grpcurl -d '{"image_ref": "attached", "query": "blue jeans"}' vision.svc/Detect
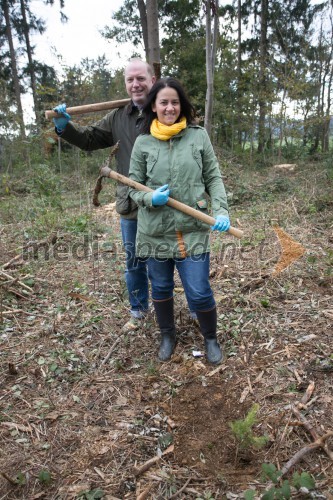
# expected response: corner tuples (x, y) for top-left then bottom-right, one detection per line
(147, 253), (215, 312)
(120, 218), (149, 315)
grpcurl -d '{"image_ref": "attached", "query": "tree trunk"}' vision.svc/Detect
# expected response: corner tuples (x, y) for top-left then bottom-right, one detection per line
(3, 0), (26, 138)
(311, 27), (324, 154)
(257, 0), (268, 153)
(205, 0), (219, 138)
(237, 0), (242, 145)
(322, 25), (333, 152)
(278, 88), (287, 161)
(146, 0), (160, 77)
(137, 0), (149, 60)
(323, 62), (332, 152)
(20, 0), (40, 129)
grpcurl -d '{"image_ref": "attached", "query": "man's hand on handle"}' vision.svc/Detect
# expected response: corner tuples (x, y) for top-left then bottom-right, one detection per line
(53, 103), (71, 133)
(211, 215), (230, 232)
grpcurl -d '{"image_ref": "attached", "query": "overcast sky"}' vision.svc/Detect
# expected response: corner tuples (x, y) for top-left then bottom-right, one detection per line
(22, 0), (140, 122)
(30, 0), (140, 72)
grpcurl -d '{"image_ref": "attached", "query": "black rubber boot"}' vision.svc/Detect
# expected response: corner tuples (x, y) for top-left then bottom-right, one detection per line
(153, 298), (176, 362)
(196, 307), (223, 365)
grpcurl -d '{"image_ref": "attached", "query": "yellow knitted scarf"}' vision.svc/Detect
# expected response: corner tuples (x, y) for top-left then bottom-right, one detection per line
(150, 117), (187, 140)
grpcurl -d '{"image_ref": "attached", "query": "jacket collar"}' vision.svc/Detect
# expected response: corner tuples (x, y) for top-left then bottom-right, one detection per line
(126, 101), (143, 116)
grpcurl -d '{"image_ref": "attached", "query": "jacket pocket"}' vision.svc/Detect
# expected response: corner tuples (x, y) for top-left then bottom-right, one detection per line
(195, 197), (210, 230)
(146, 150), (159, 176)
(192, 144), (203, 170)
(116, 184), (137, 215)
(138, 206), (166, 236)
(196, 198), (208, 210)
(173, 197), (209, 233)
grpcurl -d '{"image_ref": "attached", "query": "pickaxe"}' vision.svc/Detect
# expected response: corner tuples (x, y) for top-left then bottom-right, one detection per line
(94, 162), (306, 273)
(46, 101), (304, 270)
(45, 98), (131, 120)
(45, 101), (243, 238)
(93, 144), (243, 240)
(98, 165), (244, 239)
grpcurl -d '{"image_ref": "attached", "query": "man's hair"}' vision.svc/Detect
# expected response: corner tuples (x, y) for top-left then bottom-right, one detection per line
(125, 58), (154, 78)
(141, 77), (196, 134)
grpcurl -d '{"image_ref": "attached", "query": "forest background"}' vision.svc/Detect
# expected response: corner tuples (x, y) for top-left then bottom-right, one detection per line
(1, 0), (333, 160)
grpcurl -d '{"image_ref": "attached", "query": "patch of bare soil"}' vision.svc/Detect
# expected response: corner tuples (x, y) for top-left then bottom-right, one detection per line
(169, 380), (267, 483)
(0, 163), (333, 499)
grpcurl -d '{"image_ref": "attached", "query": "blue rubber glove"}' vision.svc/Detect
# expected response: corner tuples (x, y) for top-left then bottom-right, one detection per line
(152, 184), (170, 206)
(211, 215), (230, 232)
(53, 103), (71, 132)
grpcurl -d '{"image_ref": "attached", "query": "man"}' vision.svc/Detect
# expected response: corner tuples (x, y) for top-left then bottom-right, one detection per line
(53, 59), (156, 331)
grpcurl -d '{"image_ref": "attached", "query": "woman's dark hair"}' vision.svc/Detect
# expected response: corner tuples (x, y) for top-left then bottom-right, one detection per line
(141, 77), (196, 134)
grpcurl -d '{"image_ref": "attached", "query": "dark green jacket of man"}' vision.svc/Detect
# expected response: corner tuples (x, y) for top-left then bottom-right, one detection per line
(129, 125), (229, 259)
(61, 102), (144, 219)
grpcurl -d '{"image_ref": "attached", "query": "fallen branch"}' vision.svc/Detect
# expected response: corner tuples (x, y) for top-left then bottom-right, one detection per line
(133, 445), (174, 477)
(133, 456), (161, 477)
(292, 406), (320, 442)
(2, 232), (58, 269)
(0, 309), (24, 316)
(280, 382), (333, 477)
(2, 254), (24, 270)
(298, 380), (315, 409)
(207, 363), (227, 377)
(1, 471), (18, 486)
(280, 430), (333, 477)
(136, 484), (152, 500)
(168, 477), (192, 499)
(100, 332), (125, 366)
(0, 270), (33, 293)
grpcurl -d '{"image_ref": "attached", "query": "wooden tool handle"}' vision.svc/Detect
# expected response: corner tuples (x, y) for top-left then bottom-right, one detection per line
(100, 167), (244, 239)
(45, 98), (131, 120)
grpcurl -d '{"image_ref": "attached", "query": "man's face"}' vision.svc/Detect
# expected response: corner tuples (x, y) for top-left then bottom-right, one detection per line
(125, 61), (155, 106)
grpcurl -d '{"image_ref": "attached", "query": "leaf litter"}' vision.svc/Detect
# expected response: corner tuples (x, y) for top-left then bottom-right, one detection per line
(0, 160), (332, 499)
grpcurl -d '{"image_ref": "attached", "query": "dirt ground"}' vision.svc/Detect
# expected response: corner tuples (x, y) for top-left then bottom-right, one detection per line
(0, 160), (332, 499)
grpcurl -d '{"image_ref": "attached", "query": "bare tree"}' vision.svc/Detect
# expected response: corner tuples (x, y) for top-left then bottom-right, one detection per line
(19, 0), (40, 128)
(237, 0), (242, 145)
(2, 0), (26, 138)
(322, 17), (333, 152)
(135, 0), (160, 78)
(137, 0), (149, 58)
(257, 0), (268, 153)
(145, 0), (161, 78)
(204, 0), (219, 137)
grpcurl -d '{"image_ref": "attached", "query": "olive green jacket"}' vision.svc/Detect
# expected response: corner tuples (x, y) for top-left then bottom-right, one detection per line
(129, 125), (229, 258)
(60, 102), (144, 219)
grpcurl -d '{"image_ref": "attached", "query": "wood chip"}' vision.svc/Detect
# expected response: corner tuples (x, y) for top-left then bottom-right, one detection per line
(207, 363), (227, 377)
(239, 386), (250, 403)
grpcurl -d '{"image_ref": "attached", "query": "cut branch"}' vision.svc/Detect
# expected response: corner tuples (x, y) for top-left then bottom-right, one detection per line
(280, 431), (333, 477)
(280, 383), (333, 477)
(133, 445), (174, 477)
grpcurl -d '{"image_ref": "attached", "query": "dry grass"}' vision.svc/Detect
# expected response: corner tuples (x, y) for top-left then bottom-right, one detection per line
(0, 159), (332, 499)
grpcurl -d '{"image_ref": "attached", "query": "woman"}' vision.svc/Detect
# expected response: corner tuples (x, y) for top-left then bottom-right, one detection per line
(128, 78), (230, 364)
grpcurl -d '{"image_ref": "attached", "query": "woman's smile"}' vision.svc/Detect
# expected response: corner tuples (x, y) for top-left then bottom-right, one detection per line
(152, 87), (181, 126)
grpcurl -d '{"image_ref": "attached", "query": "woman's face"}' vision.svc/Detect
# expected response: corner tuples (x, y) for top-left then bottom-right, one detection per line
(152, 87), (181, 126)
